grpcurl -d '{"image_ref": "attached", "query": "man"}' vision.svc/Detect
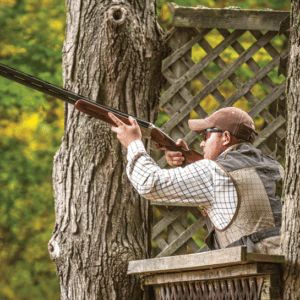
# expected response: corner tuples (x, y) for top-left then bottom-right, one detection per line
(108, 107), (283, 254)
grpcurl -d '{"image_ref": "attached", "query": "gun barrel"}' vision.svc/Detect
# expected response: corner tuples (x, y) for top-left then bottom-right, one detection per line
(0, 63), (78, 105)
(0, 63), (152, 129)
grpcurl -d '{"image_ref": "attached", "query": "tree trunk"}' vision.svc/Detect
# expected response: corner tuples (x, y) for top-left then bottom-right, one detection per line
(281, 1), (300, 298)
(48, 1), (166, 299)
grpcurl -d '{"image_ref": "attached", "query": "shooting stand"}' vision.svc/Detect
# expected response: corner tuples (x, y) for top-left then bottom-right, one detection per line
(128, 246), (284, 299)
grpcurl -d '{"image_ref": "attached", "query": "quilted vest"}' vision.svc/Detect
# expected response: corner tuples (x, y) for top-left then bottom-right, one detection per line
(213, 143), (283, 248)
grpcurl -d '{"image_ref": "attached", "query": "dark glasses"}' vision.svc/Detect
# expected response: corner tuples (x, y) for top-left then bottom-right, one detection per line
(202, 128), (224, 141)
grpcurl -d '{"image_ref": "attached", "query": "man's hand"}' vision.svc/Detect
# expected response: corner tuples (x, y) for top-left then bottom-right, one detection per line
(109, 112), (142, 148)
(156, 139), (189, 167)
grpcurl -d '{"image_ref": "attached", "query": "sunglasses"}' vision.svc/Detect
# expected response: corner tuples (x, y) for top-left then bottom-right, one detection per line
(202, 128), (224, 141)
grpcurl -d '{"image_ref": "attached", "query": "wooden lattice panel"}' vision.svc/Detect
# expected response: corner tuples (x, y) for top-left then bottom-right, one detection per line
(151, 6), (289, 258)
(156, 19), (289, 168)
(152, 206), (206, 257)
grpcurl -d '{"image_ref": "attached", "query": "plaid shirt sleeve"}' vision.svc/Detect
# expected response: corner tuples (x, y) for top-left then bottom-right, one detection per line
(126, 140), (238, 229)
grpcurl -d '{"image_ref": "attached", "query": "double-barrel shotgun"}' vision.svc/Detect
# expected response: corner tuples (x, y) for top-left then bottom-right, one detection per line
(0, 63), (203, 165)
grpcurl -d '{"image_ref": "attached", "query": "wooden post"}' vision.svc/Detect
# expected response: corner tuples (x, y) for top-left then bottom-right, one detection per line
(166, 28), (191, 255)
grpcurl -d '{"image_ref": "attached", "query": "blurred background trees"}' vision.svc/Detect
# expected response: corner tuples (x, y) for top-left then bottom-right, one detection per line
(0, 0), (65, 298)
(0, 0), (290, 299)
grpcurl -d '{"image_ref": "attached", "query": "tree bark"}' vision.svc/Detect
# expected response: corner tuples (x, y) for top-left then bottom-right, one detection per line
(48, 1), (166, 299)
(281, 1), (300, 298)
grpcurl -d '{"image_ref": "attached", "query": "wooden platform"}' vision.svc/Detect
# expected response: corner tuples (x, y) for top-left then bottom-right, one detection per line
(128, 246), (284, 299)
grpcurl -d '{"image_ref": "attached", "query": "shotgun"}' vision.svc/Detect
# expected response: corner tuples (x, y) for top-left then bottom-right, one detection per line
(0, 63), (203, 165)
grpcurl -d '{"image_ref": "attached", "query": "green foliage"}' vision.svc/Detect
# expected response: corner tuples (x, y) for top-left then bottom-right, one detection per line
(0, 0), (65, 298)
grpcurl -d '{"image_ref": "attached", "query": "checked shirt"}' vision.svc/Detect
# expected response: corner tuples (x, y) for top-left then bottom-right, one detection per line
(126, 140), (238, 230)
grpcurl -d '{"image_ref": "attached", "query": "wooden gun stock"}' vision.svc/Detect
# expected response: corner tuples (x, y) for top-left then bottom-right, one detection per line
(75, 100), (204, 166)
(74, 99), (132, 127)
(149, 127), (204, 166)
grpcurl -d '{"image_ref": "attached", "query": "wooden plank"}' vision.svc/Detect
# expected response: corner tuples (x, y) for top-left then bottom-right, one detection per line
(170, 222), (201, 253)
(162, 102), (176, 116)
(144, 263), (279, 285)
(278, 56), (288, 77)
(128, 247), (285, 275)
(279, 14), (290, 35)
(258, 143), (273, 156)
(162, 68), (208, 119)
(153, 235), (169, 251)
(161, 31), (278, 133)
(160, 29), (245, 105)
(162, 28), (211, 72)
(248, 81), (286, 118)
(157, 206), (202, 253)
(276, 139), (285, 159)
(161, 102), (188, 137)
(156, 215), (206, 257)
(246, 252), (285, 264)
(253, 115), (286, 148)
(169, 3), (289, 31)
(168, 28), (194, 146)
(179, 28), (227, 105)
(168, 211), (188, 256)
(128, 246), (249, 275)
(157, 155), (169, 168)
(152, 207), (186, 239)
(250, 30), (280, 58)
(198, 244), (210, 253)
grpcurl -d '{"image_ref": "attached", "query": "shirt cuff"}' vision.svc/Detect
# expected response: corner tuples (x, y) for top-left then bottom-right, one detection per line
(127, 140), (147, 161)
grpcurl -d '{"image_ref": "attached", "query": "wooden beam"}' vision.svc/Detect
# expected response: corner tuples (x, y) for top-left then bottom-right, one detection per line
(168, 3), (290, 31)
(128, 246), (247, 274)
(143, 263), (279, 285)
(127, 246), (284, 275)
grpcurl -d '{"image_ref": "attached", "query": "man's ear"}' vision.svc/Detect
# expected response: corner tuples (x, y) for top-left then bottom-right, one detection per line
(223, 131), (235, 146)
